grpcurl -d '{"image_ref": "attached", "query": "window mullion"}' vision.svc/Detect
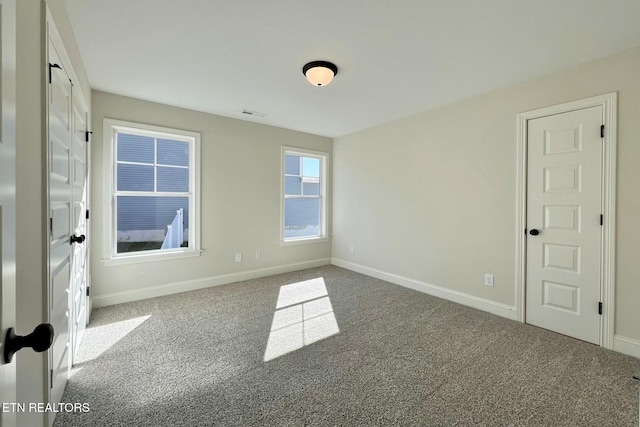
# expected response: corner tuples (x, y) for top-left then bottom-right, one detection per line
(115, 191), (189, 197)
(284, 195), (320, 199)
(117, 160), (156, 167)
(299, 157), (304, 196)
(155, 164), (189, 169)
(154, 137), (158, 192)
(113, 130), (118, 192)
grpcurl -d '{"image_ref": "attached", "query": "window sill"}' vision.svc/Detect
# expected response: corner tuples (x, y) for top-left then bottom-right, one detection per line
(103, 248), (203, 266)
(280, 237), (330, 246)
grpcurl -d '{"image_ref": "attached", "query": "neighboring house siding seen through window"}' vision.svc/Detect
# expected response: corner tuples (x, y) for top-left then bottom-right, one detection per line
(104, 119), (200, 263)
(282, 148), (327, 243)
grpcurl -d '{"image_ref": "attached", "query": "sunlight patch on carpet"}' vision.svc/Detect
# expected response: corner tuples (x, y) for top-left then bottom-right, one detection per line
(264, 278), (339, 361)
(72, 315), (151, 370)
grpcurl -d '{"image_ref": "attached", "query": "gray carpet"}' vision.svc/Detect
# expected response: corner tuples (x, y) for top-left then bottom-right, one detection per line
(54, 265), (639, 426)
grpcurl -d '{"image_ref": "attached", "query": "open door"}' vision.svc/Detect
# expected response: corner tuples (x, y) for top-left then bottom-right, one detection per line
(47, 14), (92, 408)
(47, 34), (73, 407)
(0, 1), (18, 426)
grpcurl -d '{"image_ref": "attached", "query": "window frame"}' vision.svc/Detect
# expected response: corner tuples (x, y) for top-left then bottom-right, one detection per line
(103, 118), (201, 265)
(280, 146), (329, 245)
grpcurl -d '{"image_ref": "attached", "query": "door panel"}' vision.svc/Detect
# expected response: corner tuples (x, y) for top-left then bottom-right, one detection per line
(51, 137), (70, 179)
(526, 106), (602, 344)
(50, 253), (70, 313)
(51, 204), (70, 241)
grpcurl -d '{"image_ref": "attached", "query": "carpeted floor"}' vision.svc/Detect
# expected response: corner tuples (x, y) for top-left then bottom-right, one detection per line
(54, 265), (639, 426)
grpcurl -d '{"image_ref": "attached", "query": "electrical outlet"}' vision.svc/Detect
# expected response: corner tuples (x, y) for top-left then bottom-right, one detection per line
(349, 245), (355, 255)
(255, 251), (261, 260)
(484, 274), (494, 287)
(235, 253), (242, 263)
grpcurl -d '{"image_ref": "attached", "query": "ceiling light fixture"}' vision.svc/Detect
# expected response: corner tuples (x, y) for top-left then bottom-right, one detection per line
(302, 61), (338, 87)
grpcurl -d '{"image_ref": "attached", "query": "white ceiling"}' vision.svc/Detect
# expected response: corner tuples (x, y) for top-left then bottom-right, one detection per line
(63, 0), (640, 138)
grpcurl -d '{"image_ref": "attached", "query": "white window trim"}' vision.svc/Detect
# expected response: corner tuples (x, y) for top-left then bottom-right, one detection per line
(102, 118), (201, 265)
(280, 146), (329, 245)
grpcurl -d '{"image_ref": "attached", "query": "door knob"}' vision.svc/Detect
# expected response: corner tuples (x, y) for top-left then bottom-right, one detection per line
(3, 323), (54, 363)
(70, 234), (86, 244)
(529, 229), (540, 236)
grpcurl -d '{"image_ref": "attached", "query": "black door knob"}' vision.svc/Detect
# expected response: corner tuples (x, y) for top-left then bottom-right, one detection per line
(70, 234), (86, 244)
(3, 323), (54, 363)
(529, 229), (540, 236)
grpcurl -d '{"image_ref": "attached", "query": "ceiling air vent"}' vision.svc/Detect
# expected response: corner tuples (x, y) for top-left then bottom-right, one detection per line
(241, 109), (266, 118)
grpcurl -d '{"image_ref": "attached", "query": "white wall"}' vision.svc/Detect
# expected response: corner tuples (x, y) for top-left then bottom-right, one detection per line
(90, 91), (332, 305)
(332, 47), (640, 356)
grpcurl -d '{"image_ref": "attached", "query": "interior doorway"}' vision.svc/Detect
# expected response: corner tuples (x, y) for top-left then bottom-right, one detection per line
(515, 93), (617, 348)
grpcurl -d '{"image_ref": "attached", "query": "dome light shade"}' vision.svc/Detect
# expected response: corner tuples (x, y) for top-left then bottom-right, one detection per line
(302, 61), (338, 87)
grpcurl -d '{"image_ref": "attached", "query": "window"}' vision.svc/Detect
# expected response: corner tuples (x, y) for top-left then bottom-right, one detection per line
(104, 119), (200, 262)
(282, 147), (328, 243)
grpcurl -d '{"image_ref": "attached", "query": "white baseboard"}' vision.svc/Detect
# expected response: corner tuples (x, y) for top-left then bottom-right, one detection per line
(92, 258), (332, 308)
(331, 258), (517, 321)
(613, 335), (640, 359)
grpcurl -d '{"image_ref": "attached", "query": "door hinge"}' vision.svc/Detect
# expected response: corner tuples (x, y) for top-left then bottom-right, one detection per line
(598, 302), (603, 315)
(48, 63), (61, 84)
(86, 209), (90, 220)
(49, 217), (53, 233)
(600, 125), (605, 138)
(600, 214), (603, 226)
(50, 369), (54, 388)
(85, 130), (93, 142)
(86, 286), (90, 297)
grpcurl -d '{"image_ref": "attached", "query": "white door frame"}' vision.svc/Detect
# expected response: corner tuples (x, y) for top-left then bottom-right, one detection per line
(0, 0), (17, 425)
(515, 93), (617, 349)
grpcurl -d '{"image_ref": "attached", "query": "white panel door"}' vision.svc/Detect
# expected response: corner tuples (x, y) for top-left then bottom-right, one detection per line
(0, 0), (17, 425)
(526, 106), (602, 344)
(70, 87), (88, 361)
(48, 38), (73, 406)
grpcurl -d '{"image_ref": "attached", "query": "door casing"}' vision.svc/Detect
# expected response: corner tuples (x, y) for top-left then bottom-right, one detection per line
(515, 93), (617, 349)
(0, 0), (18, 426)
